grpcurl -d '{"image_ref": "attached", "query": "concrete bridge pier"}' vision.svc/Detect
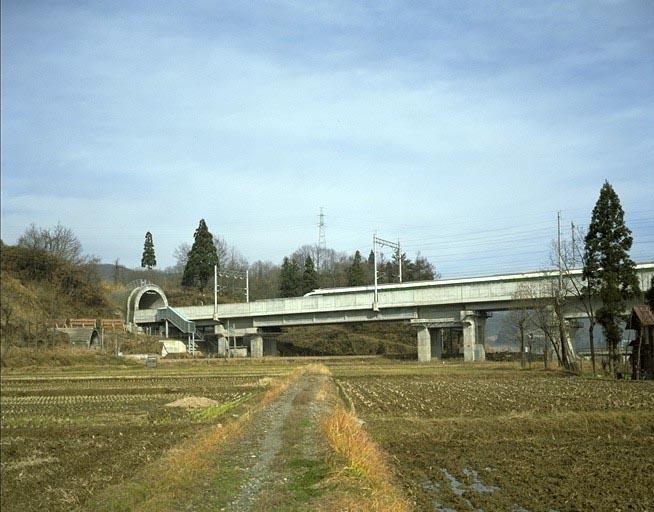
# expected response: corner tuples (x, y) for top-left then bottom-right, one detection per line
(431, 328), (443, 359)
(217, 338), (228, 357)
(462, 311), (487, 362)
(250, 335), (264, 358)
(417, 326), (432, 362)
(564, 318), (581, 359)
(263, 337), (278, 356)
(415, 324), (447, 362)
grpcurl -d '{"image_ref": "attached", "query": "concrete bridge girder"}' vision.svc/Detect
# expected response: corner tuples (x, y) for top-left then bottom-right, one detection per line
(129, 263), (653, 361)
(415, 311), (487, 362)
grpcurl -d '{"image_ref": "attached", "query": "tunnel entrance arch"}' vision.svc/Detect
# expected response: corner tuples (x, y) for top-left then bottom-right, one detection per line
(138, 289), (166, 310)
(127, 282), (169, 325)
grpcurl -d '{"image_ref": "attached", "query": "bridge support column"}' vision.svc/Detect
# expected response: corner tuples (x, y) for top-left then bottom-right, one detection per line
(431, 328), (443, 359)
(564, 319), (580, 360)
(217, 337), (228, 357)
(263, 338), (278, 356)
(462, 311), (487, 362)
(250, 335), (263, 358)
(165, 320), (169, 339)
(417, 326), (431, 362)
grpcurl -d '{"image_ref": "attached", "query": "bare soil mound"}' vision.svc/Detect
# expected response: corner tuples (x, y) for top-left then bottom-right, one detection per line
(165, 396), (219, 409)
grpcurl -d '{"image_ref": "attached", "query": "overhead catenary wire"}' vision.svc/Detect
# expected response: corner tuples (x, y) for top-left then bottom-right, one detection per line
(3, 207), (652, 277)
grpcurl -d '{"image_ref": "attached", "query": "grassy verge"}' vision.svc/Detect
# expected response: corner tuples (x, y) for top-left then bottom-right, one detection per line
(0, 346), (136, 370)
(309, 365), (412, 512)
(321, 405), (412, 512)
(88, 367), (305, 511)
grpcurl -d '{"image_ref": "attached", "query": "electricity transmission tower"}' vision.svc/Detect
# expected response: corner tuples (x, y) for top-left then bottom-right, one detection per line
(316, 207), (326, 270)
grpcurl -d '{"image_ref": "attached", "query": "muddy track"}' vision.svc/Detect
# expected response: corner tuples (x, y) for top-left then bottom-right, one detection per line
(225, 372), (331, 511)
(227, 376), (306, 510)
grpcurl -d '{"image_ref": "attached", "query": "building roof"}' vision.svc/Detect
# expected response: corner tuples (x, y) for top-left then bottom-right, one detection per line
(629, 305), (654, 328)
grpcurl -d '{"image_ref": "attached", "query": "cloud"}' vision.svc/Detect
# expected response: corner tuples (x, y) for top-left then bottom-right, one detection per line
(1, 0), (652, 270)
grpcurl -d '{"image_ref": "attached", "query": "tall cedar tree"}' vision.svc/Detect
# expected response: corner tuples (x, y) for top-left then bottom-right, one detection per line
(279, 257), (292, 297)
(348, 250), (367, 286)
(181, 219), (219, 291)
(140, 231), (156, 269)
(301, 256), (319, 295)
(279, 257), (301, 297)
(583, 181), (639, 374)
(367, 249), (376, 282)
(289, 259), (301, 295)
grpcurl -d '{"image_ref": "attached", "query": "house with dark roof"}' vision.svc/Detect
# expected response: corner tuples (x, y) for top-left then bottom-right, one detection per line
(627, 305), (654, 379)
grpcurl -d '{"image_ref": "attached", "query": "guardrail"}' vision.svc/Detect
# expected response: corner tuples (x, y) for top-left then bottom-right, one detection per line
(156, 307), (196, 334)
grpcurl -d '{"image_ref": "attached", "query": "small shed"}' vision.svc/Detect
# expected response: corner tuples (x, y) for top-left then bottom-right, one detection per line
(627, 305), (654, 379)
(160, 339), (187, 357)
(55, 327), (101, 348)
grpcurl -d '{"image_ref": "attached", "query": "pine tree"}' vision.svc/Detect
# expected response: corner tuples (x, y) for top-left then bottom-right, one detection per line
(279, 257), (301, 297)
(289, 258), (301, 296)
(301, 256), (319, 295)
(367, 249), (376, 283)
(181, 219), (219, 291)
(140, 231), (156, 269)
(413, 253), (437, 281)
(279, 257), (292, 297)
(583, 181), (640, 375)
(383, 261), (394, 284)
(392, 251), (411, 282)
(348, 250), (367, 286)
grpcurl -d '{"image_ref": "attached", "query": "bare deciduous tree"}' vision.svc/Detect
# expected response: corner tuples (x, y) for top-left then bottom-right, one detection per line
(526, 279), (565, 367)
(558, 227), (600, 374)
(504, 284), (535, 368)
(172, 243), (191, 271)
(17, 222), (83, 263)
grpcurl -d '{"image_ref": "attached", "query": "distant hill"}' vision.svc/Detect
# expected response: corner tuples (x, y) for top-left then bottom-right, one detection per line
(1, 244), (117, 350)
(93, 262), (134, 282)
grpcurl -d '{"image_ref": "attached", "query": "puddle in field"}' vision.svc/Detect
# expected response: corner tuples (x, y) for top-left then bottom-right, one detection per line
(421, 467), (501, 511)
(462, 468), (499, 493)
(422, 479), (441, 493)
(441, 469), (466, 496)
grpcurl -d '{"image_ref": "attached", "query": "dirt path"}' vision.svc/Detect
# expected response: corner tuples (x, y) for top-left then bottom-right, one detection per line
(184, 369), (335, 512)
(227, 373), (319, 510)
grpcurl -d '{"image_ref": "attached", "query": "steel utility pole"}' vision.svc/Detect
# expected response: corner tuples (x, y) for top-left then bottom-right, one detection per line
(372, 234), (403, 310)
(373, 234), (378, 309)
(217, 269), (250, 303)
(557, 211), (563, 291)
(570, 221), (576, 267)
(398, 237), (402, 283)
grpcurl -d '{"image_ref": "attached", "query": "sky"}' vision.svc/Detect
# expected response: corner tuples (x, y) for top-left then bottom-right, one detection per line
(2, 0), (653, 277)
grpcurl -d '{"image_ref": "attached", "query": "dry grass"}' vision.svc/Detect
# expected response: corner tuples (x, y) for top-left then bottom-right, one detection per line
(89, 366), (307, 512)
(0, 345), (133, 369)
(305, 362), (333, 375)
(322, 405), (412, 512)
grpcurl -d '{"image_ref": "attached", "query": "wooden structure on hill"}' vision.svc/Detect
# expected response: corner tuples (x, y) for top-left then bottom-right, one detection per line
(100, 318), (124, 331)
(627, 305), (654, 380)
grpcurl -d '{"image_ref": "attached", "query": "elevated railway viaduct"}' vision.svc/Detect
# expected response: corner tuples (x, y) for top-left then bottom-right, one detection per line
(130, 263), (653, 362)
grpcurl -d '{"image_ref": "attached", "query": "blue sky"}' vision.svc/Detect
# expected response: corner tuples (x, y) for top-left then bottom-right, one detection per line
(2, 1), (653, 276)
